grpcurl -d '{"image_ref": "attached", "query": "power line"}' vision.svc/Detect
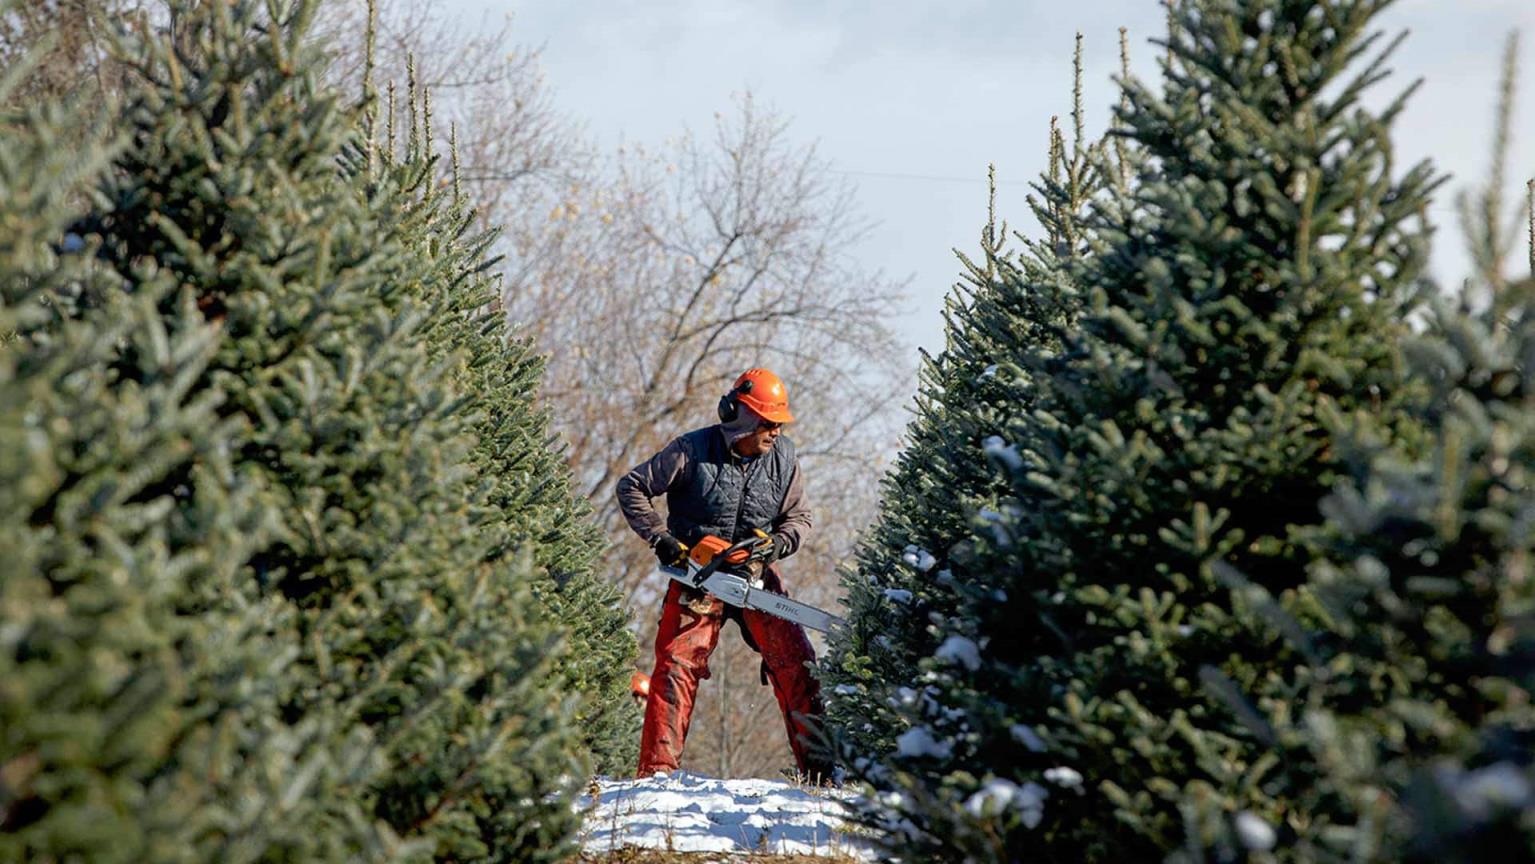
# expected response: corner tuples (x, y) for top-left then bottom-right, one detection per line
(832, 168), (1033, 186)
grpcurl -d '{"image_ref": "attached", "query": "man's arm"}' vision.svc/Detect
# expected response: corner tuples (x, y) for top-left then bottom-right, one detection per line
(770, 460), (813, 558)
(614, 437), (689, 546)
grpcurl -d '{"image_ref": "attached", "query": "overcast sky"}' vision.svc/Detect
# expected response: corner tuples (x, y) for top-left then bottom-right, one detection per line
(445, 0), (1535, 358)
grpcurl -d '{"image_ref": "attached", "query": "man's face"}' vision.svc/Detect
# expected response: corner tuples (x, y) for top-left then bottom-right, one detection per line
(734, 416), (783, 457)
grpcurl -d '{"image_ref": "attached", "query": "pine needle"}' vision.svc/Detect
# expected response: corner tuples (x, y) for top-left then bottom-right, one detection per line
(363, 0), (377, 174)
(451, 123), (463, 205)
(386, 80), (397, 162)
(406, 54), (418, 159)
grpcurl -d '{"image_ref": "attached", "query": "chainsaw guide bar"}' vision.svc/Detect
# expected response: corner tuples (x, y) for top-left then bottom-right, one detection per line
(657, 563), (845, 633)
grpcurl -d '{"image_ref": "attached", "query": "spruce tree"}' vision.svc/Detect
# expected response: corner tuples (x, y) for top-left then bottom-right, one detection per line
(823, 35), (1125, 860)
(1281, 251), (1535, 862)
(825, 30), (1108, 771)
(835, 1), (1441, 859)
(0, 64), (394, 862)
(373, 111), (641, 776)
(1224, 40), (1535, 859)
(75, 1), (585, 857)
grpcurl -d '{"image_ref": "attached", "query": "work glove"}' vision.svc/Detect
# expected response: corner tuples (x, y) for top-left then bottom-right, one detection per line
(748, 529), (791, 565)
(653, 534), (689, 567)
(768, 533), (792, 563)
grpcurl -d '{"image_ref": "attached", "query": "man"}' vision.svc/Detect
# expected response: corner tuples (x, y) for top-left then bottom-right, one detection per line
(616, 367), (831, 781)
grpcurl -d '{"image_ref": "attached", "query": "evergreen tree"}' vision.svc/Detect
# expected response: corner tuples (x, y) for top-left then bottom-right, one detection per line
(1224, 39), (1535, 859)
(834, 1), (1441, 859)
(373, 108), (641, 776)
(824, 32), (1105, 766)
(73, 1), (586, 857)
(0, 62), (395, 863)
(1282, 250), (1535, 863)
(824, 34), (1125, 860)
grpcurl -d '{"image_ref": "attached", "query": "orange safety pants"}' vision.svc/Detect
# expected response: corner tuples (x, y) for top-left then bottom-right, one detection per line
(636, 565), (829, 779)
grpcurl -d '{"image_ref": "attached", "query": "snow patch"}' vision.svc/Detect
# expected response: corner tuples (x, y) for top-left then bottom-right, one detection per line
(1450, 761), (1534, 818)
(882, 588), (913, 604)
(1011, 724), (1047, 753)
(1043, 766), (1083, 789)
(982, 435), (1024, 470)
(578, 772), (874, 858)
(895, 726), (953, 760)
(977, 508), (1012, 546)
(901, 545), (937, 572)
(963, 779), (1048, 828)
(1233, 810), (1276, 851)
(935, 635), (982, 671)
(1016, 781), (1048, 810)
(964, 779), (1016, 817)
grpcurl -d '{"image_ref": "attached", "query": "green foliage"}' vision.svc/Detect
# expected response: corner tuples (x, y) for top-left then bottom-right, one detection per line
(3, 0), (605, 859)
(371, 132), (640, 777)
(0, 66), (394, 863)
(823, 32), (1125, 861)
(1224, 36), (1535, 859)
(831, 0), (1452, 859)
(992, 1), (1438, 851)
(1274, 280), (1535, 861)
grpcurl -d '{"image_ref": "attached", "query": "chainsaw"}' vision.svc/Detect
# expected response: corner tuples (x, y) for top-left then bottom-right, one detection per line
(656, 532), (845, 633)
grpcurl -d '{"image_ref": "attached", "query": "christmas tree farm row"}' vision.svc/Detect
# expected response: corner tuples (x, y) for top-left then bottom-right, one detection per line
(1, 2), (636, 861)
(826, 1), (1535, 861)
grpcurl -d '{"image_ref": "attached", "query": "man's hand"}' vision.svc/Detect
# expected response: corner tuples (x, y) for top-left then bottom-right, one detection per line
(749, 529), (792, 565)
(768, 533), (792, 563)
(654, 534), (689, 567)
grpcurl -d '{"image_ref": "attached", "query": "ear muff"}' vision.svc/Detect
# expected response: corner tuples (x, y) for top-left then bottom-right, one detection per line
(716, 379), (754, 423)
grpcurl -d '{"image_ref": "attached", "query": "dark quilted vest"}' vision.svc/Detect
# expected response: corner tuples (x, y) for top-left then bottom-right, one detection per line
(666, 426), (797, 547)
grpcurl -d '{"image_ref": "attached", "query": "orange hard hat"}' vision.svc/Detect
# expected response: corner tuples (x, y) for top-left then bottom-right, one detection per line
(724, 368), (794, 424)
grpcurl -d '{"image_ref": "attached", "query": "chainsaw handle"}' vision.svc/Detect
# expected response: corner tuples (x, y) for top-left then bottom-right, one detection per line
(690, 535), (768, 587)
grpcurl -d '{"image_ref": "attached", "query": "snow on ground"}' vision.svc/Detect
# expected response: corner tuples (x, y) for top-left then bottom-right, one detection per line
(578, 771), (877, 859)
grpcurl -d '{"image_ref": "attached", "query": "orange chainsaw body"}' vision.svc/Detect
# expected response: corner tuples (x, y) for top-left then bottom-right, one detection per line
(688, 534), (749, 567)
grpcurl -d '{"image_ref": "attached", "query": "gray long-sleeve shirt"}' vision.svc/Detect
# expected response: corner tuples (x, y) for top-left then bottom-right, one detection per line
(615, 428), (813, 558)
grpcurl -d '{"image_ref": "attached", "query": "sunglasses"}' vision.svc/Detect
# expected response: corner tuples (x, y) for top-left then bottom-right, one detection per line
(757, 419), (783, 432)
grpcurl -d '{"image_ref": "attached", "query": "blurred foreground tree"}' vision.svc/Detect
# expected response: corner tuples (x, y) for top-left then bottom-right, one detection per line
(828, 0), (1450, 858)
(0, 37), (394, 862)
(81, 0), (585, 857)
(1243, 33), (1535, 861)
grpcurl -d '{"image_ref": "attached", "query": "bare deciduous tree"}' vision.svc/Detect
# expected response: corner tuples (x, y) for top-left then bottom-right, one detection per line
(508, 93), (905, 591)
(313, 0), (591, 233)
(0, 0), (140, 109)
